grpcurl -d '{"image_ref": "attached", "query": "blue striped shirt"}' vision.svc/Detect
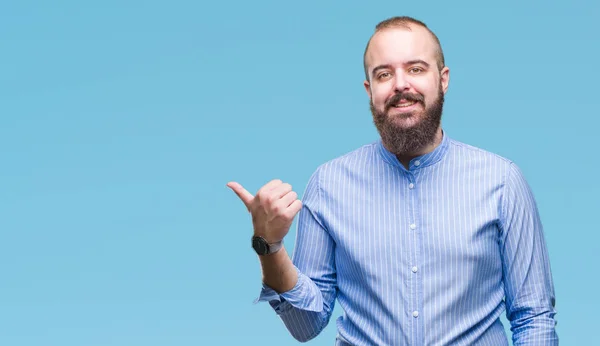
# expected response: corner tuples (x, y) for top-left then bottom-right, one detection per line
(257, 131), (558, 345)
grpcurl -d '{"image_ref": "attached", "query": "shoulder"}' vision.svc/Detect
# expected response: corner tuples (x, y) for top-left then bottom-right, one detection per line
(446, 137), (520, 175)
(311, 141), (379, 177)
(447, 136), (534, 194)
(302, 141), (380, 192)
(445, 137), (530, 192)
(448, 137), (513, 165)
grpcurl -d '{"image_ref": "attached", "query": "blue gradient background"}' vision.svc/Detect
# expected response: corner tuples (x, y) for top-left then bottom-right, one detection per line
(1, 0), (598, 345)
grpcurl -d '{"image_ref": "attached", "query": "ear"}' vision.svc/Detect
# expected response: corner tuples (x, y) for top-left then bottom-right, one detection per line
(363, 80), (372, 98)
(440, 66), (450, 94)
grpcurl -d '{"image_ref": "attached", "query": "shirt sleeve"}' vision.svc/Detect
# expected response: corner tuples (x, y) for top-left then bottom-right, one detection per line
(499, 162), (559, 345)
(254, 167), (338, 342)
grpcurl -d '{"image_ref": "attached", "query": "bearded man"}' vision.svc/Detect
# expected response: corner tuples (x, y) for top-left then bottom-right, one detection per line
(228, 16), (558, 346)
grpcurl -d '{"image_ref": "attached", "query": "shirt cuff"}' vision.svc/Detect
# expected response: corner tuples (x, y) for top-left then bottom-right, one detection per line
(254, 267), (323, 315)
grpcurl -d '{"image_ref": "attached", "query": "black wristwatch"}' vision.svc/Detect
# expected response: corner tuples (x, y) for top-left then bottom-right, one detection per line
(251, 236), (283, 256)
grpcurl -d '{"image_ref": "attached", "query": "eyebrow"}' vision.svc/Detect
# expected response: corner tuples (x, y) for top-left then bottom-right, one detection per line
(406, 59), (430, 68)
(371, 64), (393, 77)
(371, 60), (431, 77)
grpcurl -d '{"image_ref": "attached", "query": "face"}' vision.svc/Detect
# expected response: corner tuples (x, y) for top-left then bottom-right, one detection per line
(364, 26), (450, 155)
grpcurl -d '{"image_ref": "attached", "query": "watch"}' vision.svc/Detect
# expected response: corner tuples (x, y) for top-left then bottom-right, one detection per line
(251, 236), (283, 255)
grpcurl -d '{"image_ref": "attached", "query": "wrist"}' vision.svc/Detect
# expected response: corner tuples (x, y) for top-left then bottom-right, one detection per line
(251, 235), (283, 256)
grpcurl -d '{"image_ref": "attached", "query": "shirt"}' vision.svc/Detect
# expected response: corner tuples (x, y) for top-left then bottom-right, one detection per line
(256, 131), (558, 346)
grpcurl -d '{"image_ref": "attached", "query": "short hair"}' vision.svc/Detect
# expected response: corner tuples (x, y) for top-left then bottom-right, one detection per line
(363, 16), (445, 81)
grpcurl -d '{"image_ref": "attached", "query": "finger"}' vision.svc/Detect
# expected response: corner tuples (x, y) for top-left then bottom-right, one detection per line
(267, 190), (298, 222)
(226, 181), (254, 209)
(283, 199), (303, 219)
(256, 179), (283, 202)
(276, 190), (298, 209)
(257, 179), (283, 195)
(269, 183), (293, 200)
(267, 190), (297, 220)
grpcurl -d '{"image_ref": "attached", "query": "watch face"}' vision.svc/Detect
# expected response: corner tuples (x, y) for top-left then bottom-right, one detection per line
(252, 236), (269, 255)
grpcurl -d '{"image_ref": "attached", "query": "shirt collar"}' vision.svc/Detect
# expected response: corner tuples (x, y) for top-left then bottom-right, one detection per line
(377, 130), (450, 171)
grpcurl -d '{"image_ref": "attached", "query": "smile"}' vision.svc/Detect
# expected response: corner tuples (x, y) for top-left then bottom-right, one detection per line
(393, 100), (418, 108)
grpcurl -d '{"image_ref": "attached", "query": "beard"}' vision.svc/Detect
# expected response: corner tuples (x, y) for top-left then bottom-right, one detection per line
(370, 85), (444, 156)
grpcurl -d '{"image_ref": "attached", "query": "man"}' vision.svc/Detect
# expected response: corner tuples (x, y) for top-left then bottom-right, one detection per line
(227, 16), (558, 345)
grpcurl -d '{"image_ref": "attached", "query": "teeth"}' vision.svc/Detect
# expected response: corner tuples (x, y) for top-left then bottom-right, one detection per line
(394, 101), (416, 108)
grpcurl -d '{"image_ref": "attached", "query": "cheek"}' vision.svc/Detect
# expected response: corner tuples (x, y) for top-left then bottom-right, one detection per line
(413, 82), (437, 103)
(371, 87), (390, 105)
(426, 88), (441, 104)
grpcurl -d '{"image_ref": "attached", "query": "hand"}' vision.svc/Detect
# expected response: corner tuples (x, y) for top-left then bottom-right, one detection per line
(227, 179), (303, 243)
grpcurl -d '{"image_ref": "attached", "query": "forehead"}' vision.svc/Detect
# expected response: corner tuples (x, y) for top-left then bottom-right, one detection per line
(366, 26), (437, 68)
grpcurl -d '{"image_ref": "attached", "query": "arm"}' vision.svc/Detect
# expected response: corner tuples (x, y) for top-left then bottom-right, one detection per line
(256, 169), (338, 342)
(257, 246), (298, 294)
(499, 163), (558, 345)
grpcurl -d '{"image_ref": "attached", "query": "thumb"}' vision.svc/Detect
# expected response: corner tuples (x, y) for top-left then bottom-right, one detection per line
(226, 181), (254, 210)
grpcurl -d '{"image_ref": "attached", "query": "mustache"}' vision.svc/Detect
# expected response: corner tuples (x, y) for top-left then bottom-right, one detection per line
(385, 92), (424, 110)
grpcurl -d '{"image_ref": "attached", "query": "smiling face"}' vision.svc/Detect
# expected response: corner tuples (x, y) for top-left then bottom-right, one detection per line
(364, 25), (450, 155)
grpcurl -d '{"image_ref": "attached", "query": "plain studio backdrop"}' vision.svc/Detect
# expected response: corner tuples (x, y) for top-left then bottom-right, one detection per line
(1, 0), (598, 345)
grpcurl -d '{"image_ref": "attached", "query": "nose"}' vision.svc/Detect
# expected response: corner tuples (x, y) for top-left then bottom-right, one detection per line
(394, 71), (410, 92)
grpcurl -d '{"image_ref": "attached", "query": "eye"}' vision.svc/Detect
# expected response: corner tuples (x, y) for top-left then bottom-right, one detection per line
(409, 67), (424, 74)
(377, 72), (392, 80)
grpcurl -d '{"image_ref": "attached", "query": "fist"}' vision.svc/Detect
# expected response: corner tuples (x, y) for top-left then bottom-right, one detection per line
(227, 179), (302, 243)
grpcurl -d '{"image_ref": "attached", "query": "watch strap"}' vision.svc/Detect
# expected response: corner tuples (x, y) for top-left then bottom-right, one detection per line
(252, 235), (283, 255)
(267, 239), (283, 254)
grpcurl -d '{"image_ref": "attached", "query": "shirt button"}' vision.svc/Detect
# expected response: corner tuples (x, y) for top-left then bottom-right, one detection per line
(413, 311), (419, 318)
(410, 224), (416, 230)
(409, 183), (415, 189)
(414, 160), (421, 166)
(412, 266), (418, 273)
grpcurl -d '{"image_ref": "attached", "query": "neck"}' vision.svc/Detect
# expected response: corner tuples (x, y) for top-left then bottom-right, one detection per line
(393, 127), (443, 169)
